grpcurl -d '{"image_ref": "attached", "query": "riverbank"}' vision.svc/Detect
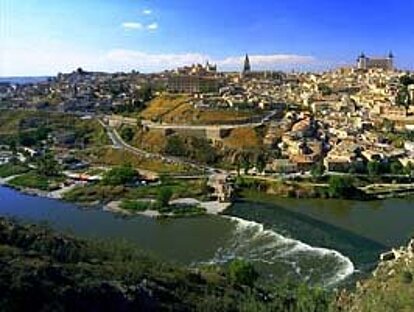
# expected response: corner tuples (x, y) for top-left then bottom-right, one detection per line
(104, 198), (231, 218)
(236, 173), (414, 201)
(0, 185), (361, 287)
(334, 238), (414, 311)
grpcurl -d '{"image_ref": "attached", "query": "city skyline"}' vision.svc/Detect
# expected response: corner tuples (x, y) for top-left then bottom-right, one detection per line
(1, 0), (414, 76)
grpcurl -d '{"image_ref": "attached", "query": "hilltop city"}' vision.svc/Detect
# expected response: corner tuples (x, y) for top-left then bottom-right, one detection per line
(1, 52), (414, 310)
(1, 52), (414, 207)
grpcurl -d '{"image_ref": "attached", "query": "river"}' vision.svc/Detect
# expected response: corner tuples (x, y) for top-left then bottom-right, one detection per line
(1, 186), (413, 287)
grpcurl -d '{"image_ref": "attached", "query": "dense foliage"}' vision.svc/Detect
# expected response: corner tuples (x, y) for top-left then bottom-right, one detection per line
(0, 217), (335, 312)
(102, 165), (138, 186)
(165, 135), (218, 165)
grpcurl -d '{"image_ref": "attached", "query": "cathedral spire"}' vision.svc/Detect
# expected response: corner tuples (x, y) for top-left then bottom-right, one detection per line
(243, 54), (251, 73)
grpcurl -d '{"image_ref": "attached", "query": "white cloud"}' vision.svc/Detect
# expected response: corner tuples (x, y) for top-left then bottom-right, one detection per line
(105, 49), (207, 70)
(218, 54), (316, 68)
(147, 22), (158, 30)
(121, 22), (143, 30)
(104, 50), (316, 72)
(0, 42), (317, 76)
(142, 9), (152, 15)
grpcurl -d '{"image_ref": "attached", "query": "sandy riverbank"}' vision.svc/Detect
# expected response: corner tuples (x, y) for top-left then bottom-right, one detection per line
(170, 198), (231, 215)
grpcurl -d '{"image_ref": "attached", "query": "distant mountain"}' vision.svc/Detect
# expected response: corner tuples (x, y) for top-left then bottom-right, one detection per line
(0, 76), (51, 85)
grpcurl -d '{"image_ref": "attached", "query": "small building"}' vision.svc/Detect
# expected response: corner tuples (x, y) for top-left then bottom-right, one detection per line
(266, 159), (298, 174)
(0, 151), (13, 165)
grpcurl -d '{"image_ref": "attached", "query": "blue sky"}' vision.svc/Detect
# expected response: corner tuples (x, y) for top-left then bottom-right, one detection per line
(1, 0), (414, 75)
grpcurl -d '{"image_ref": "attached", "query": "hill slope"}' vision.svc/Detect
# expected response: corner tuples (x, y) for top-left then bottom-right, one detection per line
(0, 217), (332, 312)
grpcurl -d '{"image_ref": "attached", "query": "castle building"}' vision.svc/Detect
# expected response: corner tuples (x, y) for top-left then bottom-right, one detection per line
(168, 76), (219, 94)
(356, 52), (394, 71)
(168, 61), (220, 93)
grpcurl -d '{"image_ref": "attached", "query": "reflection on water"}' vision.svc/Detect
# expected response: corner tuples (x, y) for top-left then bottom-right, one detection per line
(249, 196), (414, 247)
(1, 187), (414, 286)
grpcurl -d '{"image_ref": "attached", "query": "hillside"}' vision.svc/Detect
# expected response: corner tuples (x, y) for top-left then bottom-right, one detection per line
(140, 94), (256, 125)
(0, 110), (108, 147)
(0, 217), (333, 312)
(336, 239), (414, 312)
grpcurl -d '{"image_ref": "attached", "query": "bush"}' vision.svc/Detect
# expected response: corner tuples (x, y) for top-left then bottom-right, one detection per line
(156, 187), (173, 207)
(102, 165), (137, 186)
(400, 271), (413, 284)
(328, 176), (357, 198)
(120, 127), (135, 142)
(119, 200), (151, 212)
(228, 259), (259, 287)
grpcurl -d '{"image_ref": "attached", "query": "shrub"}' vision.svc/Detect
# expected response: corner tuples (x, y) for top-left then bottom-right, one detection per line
(156, 187), (173, 207)
(102, 165), (137, 186)
(228, 259), (259, 287)
(119, 200), (150, 212)
(400, 271), (413, 284)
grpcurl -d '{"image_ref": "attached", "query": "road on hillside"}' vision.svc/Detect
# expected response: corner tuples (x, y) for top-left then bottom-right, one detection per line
(97, 118), (222, 176)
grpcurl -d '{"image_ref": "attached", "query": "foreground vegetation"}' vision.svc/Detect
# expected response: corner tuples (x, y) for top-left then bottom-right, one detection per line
(0, 217), (333, 312)
(79, 146), (194, 174)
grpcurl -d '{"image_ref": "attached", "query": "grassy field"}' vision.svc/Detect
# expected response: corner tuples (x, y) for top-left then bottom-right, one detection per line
(78, 146), (195, 174)
(126, 177), (209, 201)
(8, 172), (64, 191)
(63, 177), (208, 205)
(63, 184), (128, 204)
(0, 163), (30, 178)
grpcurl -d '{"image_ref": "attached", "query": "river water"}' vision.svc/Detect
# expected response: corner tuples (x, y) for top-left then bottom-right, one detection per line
(1, 186), (413, 287)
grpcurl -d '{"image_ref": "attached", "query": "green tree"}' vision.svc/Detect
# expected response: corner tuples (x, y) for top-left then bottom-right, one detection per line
(318, 84), (332, 96)
(390, 161), (404, 175)
(241, 153), (252, 175)
(255, 153), (267, 174)
(120, 127), (134, 142)
(228, 259), (259, 287)
(102, 165), (137, 186)
(36, 151), (61, 177)
(157, 187), (173, 207)
(367, 161), (381, 177)
(328, 176), (356, 198)
(400, 75), (414, 87)
(190, 137), (217, 165)
(310, 161), (326, 179)
(396, 87), (410, 108)
(165, 136), (186, 157)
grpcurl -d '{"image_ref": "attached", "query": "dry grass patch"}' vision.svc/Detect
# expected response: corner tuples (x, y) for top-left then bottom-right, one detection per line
(131, 130), (167, 153)
(140, 94), (190, 121)
(224, 127), (262, 149)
